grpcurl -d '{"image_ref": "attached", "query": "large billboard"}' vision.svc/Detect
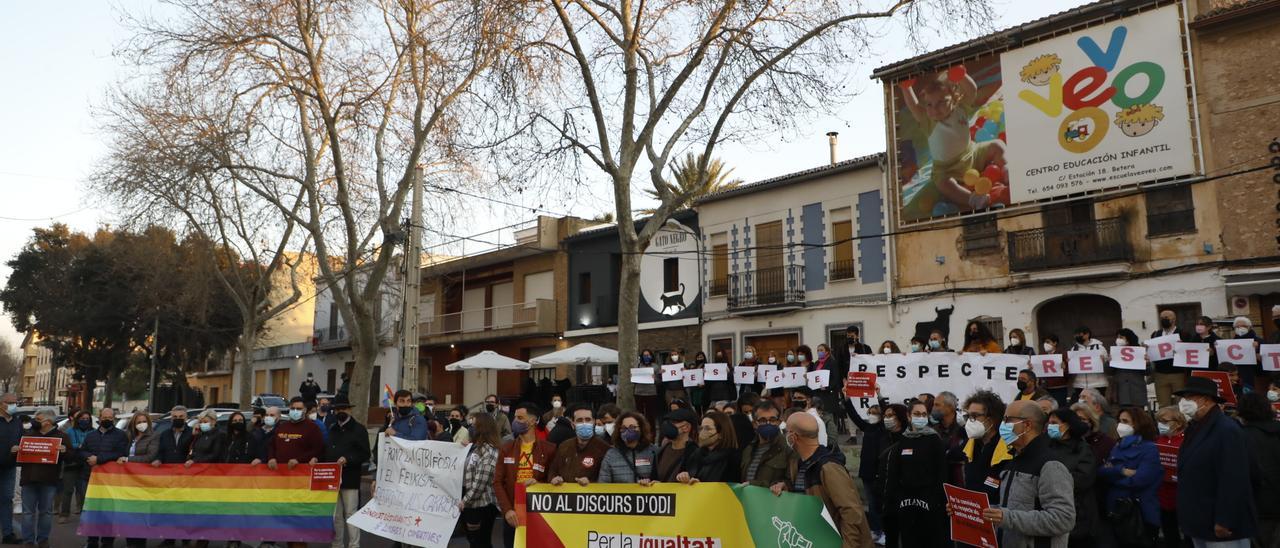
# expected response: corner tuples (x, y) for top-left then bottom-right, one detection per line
(891, 4), (1196, 223)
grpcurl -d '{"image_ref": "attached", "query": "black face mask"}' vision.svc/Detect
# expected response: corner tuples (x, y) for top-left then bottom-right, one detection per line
(172, 419), (185, 430)
(449, 418), (462, 431)
(1159, 318), (1173, 329)
(791, 399), (807, 409)
(485, 403), (498, 413)
(335, 412), (350, 423)
(397, 406), (412, 417)
(1016, 380), (1029, 392)
(659, 422), (679, 440)
(230, 422), (246, 432)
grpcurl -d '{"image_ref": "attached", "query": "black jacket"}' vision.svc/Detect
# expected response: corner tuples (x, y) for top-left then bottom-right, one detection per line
(683, 445), (740, 483)
(1049, 436), (1099, 542)
(0, 415), (23, 468)
(299, 380), (321, 403)
(842, 398), (885, 480)
(157, 427), (195, 464)
(325, 417), (371, 489)
(19, 427), (69, 486)
(1177, 406), (1256, 541)
(189, 429), (226, 463)
(962, 435), (1009, 504)
(223, 431), (254, 464)
(82, 425), (129, 465)
(729, 413), (754, 451)
(1150, 328), (1187, 373)
(1242, 419), (1280, 520)
(547, 417), (574, 446)
(884, 428), (947, 518)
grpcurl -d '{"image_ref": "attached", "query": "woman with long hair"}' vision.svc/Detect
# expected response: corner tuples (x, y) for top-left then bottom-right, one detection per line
(459, 413), (501, 547)
(223, 412), (254, 463)
(676, 410), (740, 483)
(598, 412), (660, 485)
(115, 412), (159, 548)
(962, 321), (1000, 353)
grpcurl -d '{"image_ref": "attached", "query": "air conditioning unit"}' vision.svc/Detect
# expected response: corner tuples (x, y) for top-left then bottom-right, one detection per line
(1230, 295), (1251, 316)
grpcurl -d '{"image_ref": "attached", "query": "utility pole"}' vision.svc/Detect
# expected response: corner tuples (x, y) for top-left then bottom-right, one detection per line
(148, 315), (158, 412)
(401, 166), (423, 393)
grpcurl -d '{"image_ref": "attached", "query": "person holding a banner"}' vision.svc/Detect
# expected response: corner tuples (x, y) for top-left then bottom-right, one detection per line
(654, 407), (697, 483)
(250, 407), (280, 464)
(735, 346), (763, 398)
(841, 390), (888, 544)
(706, 350), (736, 404)
(1174, 376), (1256, 547)
(325, 397), (369, 548)
(1230, 316), (1265, 393)
(783, 411), (873, 548)
(675, 410), (740, 484)
(662, 350), (688, 407)
(884, 399), (949, 546)
(494, 402), (555, 548)
(738, 400), (792, 490)
(1070, 326), (1109, 400)
(1237, 393), (1280, 548)
(963, 321), (1002, 354)
(1112, 329), (1149, 409)
(55, 410), (92, 524)
(81, 407), (127, 548)
(635, 350), (661, 420)
(222, 412), (254, 464)
(1153, 406), (1187, 548)
(385, 390), (428, 441)
(1151, 310), (1190, 407)
(0, 393), (20, 546)
(982, 400), (1076, 548)
(1013, 368), (1049, 402)
(187, 410), (227, 466)
(598, 411), (658, 485)
(18, 407), (68, 548)
(548, 404), (611, 486)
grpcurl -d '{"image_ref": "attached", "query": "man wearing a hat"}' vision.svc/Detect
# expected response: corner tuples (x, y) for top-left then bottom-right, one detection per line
(1174, 376), (1256, 546)
(325, 396), (370, 548)
(653, 408), (698, 483)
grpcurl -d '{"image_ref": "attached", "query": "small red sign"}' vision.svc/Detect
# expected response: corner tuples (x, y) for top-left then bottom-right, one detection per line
(309, 463), (342, 491)
(1190, 370), (1237, 405)
(944, 484), (999, 548)
(1156, 443), (1178, 483)
(17, 437), (61, 465)
(844, 372), (877, 399)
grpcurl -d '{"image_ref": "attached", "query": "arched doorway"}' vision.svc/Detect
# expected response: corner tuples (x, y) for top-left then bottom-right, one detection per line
(1035, 294), (1122, 348)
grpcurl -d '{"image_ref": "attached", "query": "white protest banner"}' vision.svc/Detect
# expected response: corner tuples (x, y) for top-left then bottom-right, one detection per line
(1173, 342), (1210, 369)
(661, 364), (684, 382)
(764, 369), (786, 390)
(630, 367), (655, 385)
(782, 367), (807, 388)
(847, 353), (1027, 410)
(1109, 346), (1147, 371)
(1144, 334), (1180, 361)
(349, 435), (467, 548)
(805, 370), (831, 390)
(1067, 350), (1105, 375)
(733, 366), (756, 384)
(704, 363), (729, 381)
(1261, 344), (1280, 372)
(756, 364), (777, 383)
(1214, 339), (1258, 366)
(682, 368), (705, 388)
(1030, 354), (1065, 378)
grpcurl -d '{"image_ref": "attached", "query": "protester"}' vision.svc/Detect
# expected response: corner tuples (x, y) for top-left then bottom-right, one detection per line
(978, 400), (1076, 547)
(1099, 406), (1162, 546)
(1230, 316), (1264, 392)
(157, 406), (193, 464)
(873, 402), (909, 547)
(1013, 368), (1050, 402)
(1151, 310), (1188, 406)
(962, 390), (1011, 505)
(1153, 405), (1186, 548)
(82, 408), (127, 548)
(18, 407), (69, 548)
(548, 404), (611, 486)
(706, 349), (736, 404)
(933, 391), (966, 484)
(479, 394), (513, 440)
(728, 395), (756, 450)
(687, 351), (708, 412)
(250, 407), (280, 463)
(909, 337), (925, 353)
(963, 320), (1002, 353)
(298, 372), (321, 405)
(1237, 392), (1280, 548)
(663, 350), (689, 406)
(117, 412), (159, 467)
(306, 401), (330, 444)
(544, 407), (574, 446)
(676, 410), (740, 483)
(883, 399), (948, 545)
(187, 410), (226, 465)
(654, 408), (697, 483)
(325, 397), (369, 548)
(459, 413), (500, 548)
(0, 393), (22, 545)
(448, 407), (471, 445)
(879, 341), (900, 354)
(1035, 395), (1058, 416)
(738, 400), (791, 489)
(1071, 326), (1108, 399)
(55, 410), (93, 524)
(810, 343), (840, 415)
(383, 390), (428, 441)
(1112, 329), (1148, 408)
(599, 412), (659, 484)
(1046, 408), (1098, 547)
(1005, 328), (1036, 356)
(635, 350), (660, 419)
(1078, 388), (1118, 439)
(928, 329), (949, 352)
(1040, 334), (1071, 407)
(842, 391), (887, 544)
(1174, 376), (1256, 546)
(222, 412), (254, 464)
(780, 411), (873, 548)
(494, 402), (555, 548)
(1072, 401), (1117, 473)
(737, 346), (762, 398)
(315, 395), (336, 431)
(267, 397), (324, 474)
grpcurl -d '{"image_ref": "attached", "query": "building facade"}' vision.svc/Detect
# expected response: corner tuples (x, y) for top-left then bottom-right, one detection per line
(19, 330), (75, 409)
(695, 156), (888, 362)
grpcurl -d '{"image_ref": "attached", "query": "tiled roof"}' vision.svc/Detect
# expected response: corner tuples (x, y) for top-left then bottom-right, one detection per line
(695, 153), (884, 205)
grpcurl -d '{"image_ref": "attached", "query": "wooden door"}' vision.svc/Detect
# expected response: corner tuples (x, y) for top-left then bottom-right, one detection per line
(745, 333), (800, 364)
(1035, 294), (1121, 348)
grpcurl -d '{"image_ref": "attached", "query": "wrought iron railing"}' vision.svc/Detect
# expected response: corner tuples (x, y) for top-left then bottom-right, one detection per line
(728, 265), (806, 311)
(829, 259), (856, 281)
(1007, 217), (1131, 272)
(709, 278), (729, 296)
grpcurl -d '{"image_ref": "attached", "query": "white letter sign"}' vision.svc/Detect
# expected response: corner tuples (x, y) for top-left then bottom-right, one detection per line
(1214, 339), (1257, 366)
(1260, 344), (1280, 372)
(349, 436), (467, 548)
(1173, 342), (1210, 369)
(1144, 334), (1180, 362)
(1031, 354), (1064, 378)
(1109, 346), (1147, 371)
(733, 366), (756, 384)
(1068, 350), (1104, 375)
(704, 363), (728, 381)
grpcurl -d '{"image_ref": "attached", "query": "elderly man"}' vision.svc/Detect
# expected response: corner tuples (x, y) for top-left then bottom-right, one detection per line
(978, 400), (1075, 548)
(157, 405), (193, 464)
(18, 407), (69, 547)
(781, 411), (872, 547)
(81, 408), (127, 548)
(0, 393), (22, 544)
(1151, 309), (1188, 406)
(1076, 388), (1117, 440)
(1175, 376), (1256, 546)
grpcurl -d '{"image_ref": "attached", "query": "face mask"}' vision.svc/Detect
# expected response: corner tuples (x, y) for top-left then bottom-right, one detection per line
(1235, 327), (1249, 336)
(575, 423), (595, 439)
(1160, 318), (1172, 329)
(743, 352), (754, 360)
(659, 422), (680, 440)
(230, 422), (246, 432)
(397, 406), (412, 417)
(172, 419), (185, 430)
(512, 420), (530, 436)
(671, 354), (680, 362)
(551, 400), (562, 409)
(604, 423), (616, 437)
(320, 405), (331, 413)
(928, 340), (941, 350)
(77, 419), (91, 429)
(697, 431), (719, 447)
(930, 410), (943, 424)
(695, 358), (706, 365)
(1010, 337), (1021, 347)
(791, 399), (807, 409)
(1016, 380), (1029, 392)
(449, 418), (462, 431)
(1157, 422), (1171, 436)
(594, 424), (605, 437)
(910, 417), (928, 430)
(4, 405), (15, 415)
(641, 356), (653, 364)
(134, 422), (149, 432)
(797, 353), (808, 362)
(288, 409), (304, 422)
(307, 375), (314, 382)
(308, 413), (317, 420)
(998, 421), (1022, 446)
(786, 354), (796, 363)
(767, 357), (778, 364)
(199, 423), (212, 433)
(883, 417), (898, 431)
(881, 347), (892, 354)
(1195, 325), (1208, 335)
(336, 412), (350, 423)
(1177, 398), (1199, 419)
(621, 428), (641, 443)
(1268, 390), (1280, 402)
(1116, 338), (1127, 347)
(816, 351), (827, 360)
(1043, 342), (1054, 353)
(965, 419), (985, 439)
(264, 416), (277, 427)
(910, 343), (922, 352)
(485, 403), (497, 412)
(866, 414), (882, 425)
(756, 424), (780, 440)
(1047, 424), (1062, 439)
(1116, 423), (1135, 438)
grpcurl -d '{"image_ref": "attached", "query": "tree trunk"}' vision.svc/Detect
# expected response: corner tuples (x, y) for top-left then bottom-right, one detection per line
(236, 326), (257, 406)
(346, 307), (379, 423)
(103, 372), (115, 409)
(614, 245), (644, 410)
(82, 366), (101, 414)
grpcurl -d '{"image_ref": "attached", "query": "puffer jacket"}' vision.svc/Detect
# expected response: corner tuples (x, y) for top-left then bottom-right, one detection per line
(189, 428), (227, 463)
(597, 444), (659, 484)
(1098, 434), (1162, 527)
(997, 435), (1076, 548)
(1049, 435), (1099, 542)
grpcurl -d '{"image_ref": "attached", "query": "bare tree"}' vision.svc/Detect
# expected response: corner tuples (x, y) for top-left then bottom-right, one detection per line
(0, 340), (20, 394)
(527, 0), (991, 408)
(109, 0), (537, 420)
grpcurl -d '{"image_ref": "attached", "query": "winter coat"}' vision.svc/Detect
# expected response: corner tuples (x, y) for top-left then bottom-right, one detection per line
(597, 444), (658, 484)
(82, 425), (129, 465)
(222, 431), (254, 464)
(64, 425), (92, 469)
(1241, 419), (1280, 520)
(962, 435), (1012, 504)
(0, 415), (23, 468)
(842, 397), (885, 480)
(493, 436), (556, 515)
(787, 444), (873, 548)
(996, 435), (1076, 548)
(157, 427), (194, 464)
(189, 428), (227, 463)
(1176, 406), (1256, 541)
(739, 434), (794, 488)
(682, 445), (739, 483)
(324, 417), (371, 489)
(19, 427), (68, 486)
(1048, 436), (1099, 542)
(388, 408), (428, 441)
(125, 430), (159, 463)
(250, 426), (274, 462)
(729, 413), (754, 451)
(1098, 434), (1162, 527)
(547, 435), (611, 483)
(1150, 328), (1187, 374)
(883, 427), (947, 543)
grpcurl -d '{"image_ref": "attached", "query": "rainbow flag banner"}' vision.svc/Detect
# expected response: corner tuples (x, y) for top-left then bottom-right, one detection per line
(77, 462), (338, 542)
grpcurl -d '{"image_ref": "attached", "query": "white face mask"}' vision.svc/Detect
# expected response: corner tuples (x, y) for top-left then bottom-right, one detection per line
(1177, 398), (1199, 419)
(1235, 327), (1249, 336)
(1116, 423), (1135, 438)
(743, 352), (754, 360)
(551, 401), (562, 409)
(135, 422), (149, 432)
(866, 414), (881, 425)
(965, 419), (986, 439)
(1042, 342), (1054, 353)
(1116, 339), (1126, 347)
(604, 423), (616, 436)
(881, 347), (892, 354)
(1010, 337), (1021, 347)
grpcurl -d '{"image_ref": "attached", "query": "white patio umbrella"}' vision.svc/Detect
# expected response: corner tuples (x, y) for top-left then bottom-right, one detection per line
(527, 342), (619, 367)
(443, 350), (531, 371)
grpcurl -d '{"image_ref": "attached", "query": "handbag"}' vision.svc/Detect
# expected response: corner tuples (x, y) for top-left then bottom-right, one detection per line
(1107, 497), (1152, 547)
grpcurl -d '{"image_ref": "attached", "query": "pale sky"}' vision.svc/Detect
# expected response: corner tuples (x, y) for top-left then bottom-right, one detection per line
(0, 1), (1093, 352)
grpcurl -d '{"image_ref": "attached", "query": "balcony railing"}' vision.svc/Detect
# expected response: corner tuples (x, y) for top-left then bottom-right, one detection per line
(421, 299), (557, 344)
(313, 325), (348, 351)
(829, 259), (856, 281)
(708, 278), (729, 297)
(1007, 217), (1132, 272)
(728, 265), (806, 313)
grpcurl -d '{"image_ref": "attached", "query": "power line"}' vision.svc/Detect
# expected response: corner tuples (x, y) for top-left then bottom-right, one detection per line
(0, 207), (93, 222)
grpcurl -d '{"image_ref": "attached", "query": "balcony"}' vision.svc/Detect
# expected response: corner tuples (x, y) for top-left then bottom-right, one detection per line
(727, 265), (806, 314)
(708, 278), (729, 297)
(829, 259), (856, 281)
(421, 299), (557, 345)
(1007, 217), (1132, 272)
(313, 325), (349, 351)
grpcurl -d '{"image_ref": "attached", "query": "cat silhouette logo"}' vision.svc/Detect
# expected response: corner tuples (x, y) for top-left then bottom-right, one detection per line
(771, 516), (812, 548)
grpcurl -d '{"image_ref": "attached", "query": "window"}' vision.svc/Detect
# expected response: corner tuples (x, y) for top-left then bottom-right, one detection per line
(1145, 185), (1195, 237)
(756, 221), (783, 271)
(270, 368), (290, 394)
(828, 326), (851, 353)
(710, 243), (729, 296)
(961, 216), (1000, 255)
(663, 257), (680, 292)
(326, 369), (337, 394)
(578, 272), (592, 305)
(254, 370), (267, 395)
(327, 302), (339, 339)
(831, 219), (855, 280)
(710, 337), (733, 363)
(969, 316), (1005, 346)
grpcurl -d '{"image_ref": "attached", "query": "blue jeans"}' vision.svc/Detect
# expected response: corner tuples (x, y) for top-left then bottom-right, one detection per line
(0, 466), (15, 537)
(21, 483), (56, 544)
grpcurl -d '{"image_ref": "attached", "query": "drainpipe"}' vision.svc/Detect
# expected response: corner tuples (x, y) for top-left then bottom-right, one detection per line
(826, 132), (839, 166)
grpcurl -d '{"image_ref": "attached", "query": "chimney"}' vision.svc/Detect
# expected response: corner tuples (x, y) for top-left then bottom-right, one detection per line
(826, 131), (839, 165)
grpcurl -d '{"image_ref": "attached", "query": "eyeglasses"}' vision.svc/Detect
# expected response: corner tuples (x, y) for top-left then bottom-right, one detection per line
(1003, 416), (1028, 424)
(967, 412), (987, 420)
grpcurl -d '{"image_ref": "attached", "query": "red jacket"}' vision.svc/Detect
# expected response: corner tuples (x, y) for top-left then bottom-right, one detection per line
(493, 436), (556, 515)
(1155, 431), (1184, 511)
(267, 419), (325, 464)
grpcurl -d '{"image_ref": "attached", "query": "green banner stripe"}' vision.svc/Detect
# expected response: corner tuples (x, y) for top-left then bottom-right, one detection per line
(83, 498), (334, 517)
